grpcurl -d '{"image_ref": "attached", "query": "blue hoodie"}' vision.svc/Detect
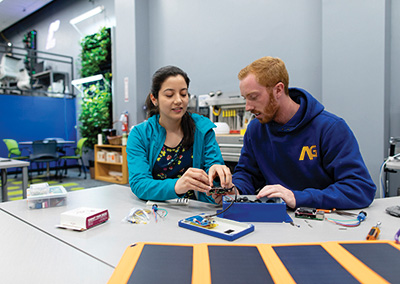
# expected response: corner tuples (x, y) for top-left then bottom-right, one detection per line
(127, 113), (223, 203)
(233, 88), (376, 209)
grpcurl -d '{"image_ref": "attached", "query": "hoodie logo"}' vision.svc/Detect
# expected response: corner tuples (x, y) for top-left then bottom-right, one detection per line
(299, 145), (317, 160)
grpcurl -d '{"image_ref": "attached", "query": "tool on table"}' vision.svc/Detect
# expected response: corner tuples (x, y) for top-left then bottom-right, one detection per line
(317, 208), (360, 216)
(290, 221), (300, 228)
(366, 221), (381, 240)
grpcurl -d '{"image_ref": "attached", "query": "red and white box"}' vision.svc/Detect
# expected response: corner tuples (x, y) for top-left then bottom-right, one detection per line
(57, 207), (109, 231)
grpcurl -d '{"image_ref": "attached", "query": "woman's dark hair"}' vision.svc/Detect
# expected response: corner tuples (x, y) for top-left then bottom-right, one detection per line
(145, 65), (195, 148)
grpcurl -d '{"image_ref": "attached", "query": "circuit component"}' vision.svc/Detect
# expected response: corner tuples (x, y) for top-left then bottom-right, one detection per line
(185, 215), (217, 229)
(294, 207), (325, 221)
(209, 186), (234, 195)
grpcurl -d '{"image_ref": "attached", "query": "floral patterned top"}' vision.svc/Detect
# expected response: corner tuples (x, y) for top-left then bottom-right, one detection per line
(152, 141), (196, 199)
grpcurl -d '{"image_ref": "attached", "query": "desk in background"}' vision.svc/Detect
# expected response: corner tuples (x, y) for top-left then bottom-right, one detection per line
(19, 139), (76, 177)
(0, 157), (29, 202)
(1, 185), (399, 270)
(19, 140), (75, 146)
(19, 139), (75, 155)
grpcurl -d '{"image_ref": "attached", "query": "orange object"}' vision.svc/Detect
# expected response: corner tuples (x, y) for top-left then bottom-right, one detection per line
(366, 222), (381, 240)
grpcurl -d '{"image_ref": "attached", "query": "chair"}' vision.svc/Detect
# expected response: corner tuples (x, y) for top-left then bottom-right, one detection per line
(29, 140), (59, 179)
(44, 137), (66, 155)
(2, 139), (30, 177)
(59, 138), (88, 179)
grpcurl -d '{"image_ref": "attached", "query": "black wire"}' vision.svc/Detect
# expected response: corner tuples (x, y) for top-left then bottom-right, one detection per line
(206, 186), (238, 218)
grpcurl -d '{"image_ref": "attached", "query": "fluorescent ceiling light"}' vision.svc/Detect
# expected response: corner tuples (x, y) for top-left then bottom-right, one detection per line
(72, 74), (110, 95)
(71, 74), (104, 86)
(69, 6), (104, 25)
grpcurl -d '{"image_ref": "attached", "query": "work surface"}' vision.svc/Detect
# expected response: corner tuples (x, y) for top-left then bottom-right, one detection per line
(0, 210), (114, 283)
(1, 184), (399, 272)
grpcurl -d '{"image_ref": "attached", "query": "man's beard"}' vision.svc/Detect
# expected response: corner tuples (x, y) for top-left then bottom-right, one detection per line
(258, 93), (279, 124)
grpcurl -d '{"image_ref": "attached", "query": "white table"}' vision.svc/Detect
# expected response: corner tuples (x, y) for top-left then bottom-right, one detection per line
(0, 210), (114, 284)
(1, 184), (399, 269)
(0, 157), (29, 201)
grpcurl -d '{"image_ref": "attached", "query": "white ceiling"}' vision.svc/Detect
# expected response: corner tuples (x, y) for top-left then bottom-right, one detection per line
(0, 0), (53, 32)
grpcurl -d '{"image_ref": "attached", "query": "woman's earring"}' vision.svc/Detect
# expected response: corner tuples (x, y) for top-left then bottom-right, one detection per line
(154, 103), (158, 107)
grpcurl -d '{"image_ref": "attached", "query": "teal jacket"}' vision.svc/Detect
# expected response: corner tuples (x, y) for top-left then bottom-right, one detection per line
(127, 113), (224, 203)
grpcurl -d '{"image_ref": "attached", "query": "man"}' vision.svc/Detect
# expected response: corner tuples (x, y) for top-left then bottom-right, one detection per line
(232, 56), (376, 209)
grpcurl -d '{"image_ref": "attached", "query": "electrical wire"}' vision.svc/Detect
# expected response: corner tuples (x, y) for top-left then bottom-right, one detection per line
(379, 153), (400, 198)
(205, 186), (238, 218)
(326, 211), (367, 227)
(151, 204), (168, 222)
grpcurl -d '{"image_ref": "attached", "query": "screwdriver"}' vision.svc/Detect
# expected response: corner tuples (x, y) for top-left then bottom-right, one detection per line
(366, 221), (381, 240)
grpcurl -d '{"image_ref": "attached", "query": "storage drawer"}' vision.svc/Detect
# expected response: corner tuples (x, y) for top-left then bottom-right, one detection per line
(216, 134), (243, 162)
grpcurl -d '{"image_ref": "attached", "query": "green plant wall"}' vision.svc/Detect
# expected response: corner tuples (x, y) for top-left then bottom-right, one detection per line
(78, 27), (112, 150)
(80, 27), (111, 78)
(78, 81), (112, 149)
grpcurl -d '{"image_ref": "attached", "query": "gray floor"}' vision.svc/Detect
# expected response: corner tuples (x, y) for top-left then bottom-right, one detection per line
(3, 168), (128, 201)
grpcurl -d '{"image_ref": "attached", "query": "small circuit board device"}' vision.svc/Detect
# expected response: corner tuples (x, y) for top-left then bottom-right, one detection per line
(179, 213), (254, 241)
(184, 215), (217, 229)
(209, 186), (234, 195)
(295, 207), (325, 221)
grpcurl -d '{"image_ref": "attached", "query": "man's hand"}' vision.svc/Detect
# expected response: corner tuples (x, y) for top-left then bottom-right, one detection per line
(174, 168), (210, 195)
(256, 184), (296, 208)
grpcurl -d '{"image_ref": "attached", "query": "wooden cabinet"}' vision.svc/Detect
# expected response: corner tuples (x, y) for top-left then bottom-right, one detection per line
(94, 144), (128, 184)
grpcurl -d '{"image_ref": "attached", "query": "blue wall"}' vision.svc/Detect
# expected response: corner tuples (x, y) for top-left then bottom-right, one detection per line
(0, 94), (77, 168)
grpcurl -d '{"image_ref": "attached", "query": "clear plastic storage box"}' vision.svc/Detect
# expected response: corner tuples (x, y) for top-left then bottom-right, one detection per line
(27, 183), (67, 209)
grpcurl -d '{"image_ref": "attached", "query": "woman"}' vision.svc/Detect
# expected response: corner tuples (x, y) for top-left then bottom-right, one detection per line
(127, 65), (231, 203)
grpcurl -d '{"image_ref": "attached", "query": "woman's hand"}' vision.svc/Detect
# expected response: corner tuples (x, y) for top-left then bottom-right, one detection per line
(208, 164), (232, 188)
(174, 167), (210, 195)
(211, 184), (238, 205)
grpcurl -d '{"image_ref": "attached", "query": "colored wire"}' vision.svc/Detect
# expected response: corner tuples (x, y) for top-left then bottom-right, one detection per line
(327, 218), (358, 222)
(157, 208), (168, 218)
(395, 228), (400, 244)
(152, 204), (158, 222)
(326, 211), (367, 228)
(151, 204), (168, 222)
(326, 219), (362, 227)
